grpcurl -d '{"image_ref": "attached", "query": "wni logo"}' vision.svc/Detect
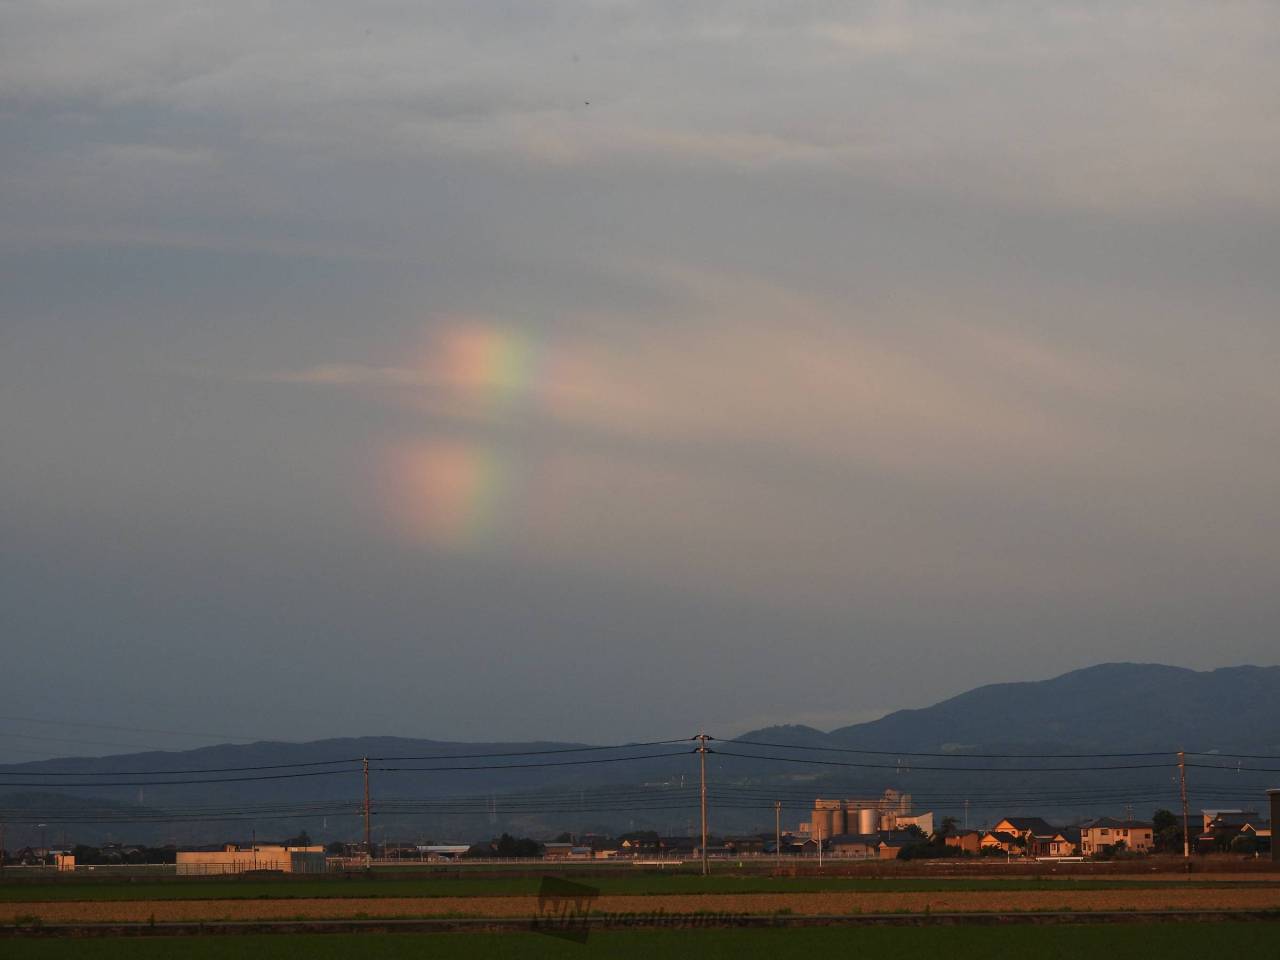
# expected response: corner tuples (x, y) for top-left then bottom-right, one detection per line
(533, 876), (600, 943)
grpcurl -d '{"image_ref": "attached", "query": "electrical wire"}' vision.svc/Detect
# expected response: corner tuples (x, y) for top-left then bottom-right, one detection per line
(710, 748), (1176, 772)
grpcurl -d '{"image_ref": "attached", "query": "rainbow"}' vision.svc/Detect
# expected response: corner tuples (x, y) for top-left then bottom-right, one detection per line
(388, 438), (508, 548)
(437, 322), (539, 416)
(384, 321), (542, 548)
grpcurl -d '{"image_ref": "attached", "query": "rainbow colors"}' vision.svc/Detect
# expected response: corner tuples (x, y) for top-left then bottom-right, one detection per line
(388, 438), (508, 548)
(383, 321), (543, 549)
(435, 322), (539, 417)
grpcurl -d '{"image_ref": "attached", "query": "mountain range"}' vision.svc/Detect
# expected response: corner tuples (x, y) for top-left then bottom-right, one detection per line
(2, 663), (1276, 846)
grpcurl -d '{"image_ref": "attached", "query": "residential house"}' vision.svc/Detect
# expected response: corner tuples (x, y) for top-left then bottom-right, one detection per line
(980, 831), (1022, 854)
(1030, 828), (1080, 858)
(827, 834), (878, 858)
(944, 830), (983, 855)
(542, 843), (592, 860)
(1080, 819), (1153, 856)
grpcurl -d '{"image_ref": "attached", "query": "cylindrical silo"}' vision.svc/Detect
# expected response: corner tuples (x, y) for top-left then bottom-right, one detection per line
(830, 806), (846, 836)
(858, 808), (877, 835)
(812, 809), (833, 840)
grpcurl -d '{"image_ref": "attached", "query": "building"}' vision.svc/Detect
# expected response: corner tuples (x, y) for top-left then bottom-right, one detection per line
(1196, 811), (1272, 854)
(799, 790), (913, 837)
(991, 818), (1056, 842)
(980, 831), (1022, 854)
(894, 812), (935, 835)
(176, 843), (325, 875)
(826, 834), (878, 858)
(1079, 819), (1153, 856)
(877, 835), (915, 860)
(1030, 829), (1080, 858)
(1202, 809), (1258, 833)
(944, 830), (983, 855)
(416, 845), (471, 860)
(542, 842), (593, 860)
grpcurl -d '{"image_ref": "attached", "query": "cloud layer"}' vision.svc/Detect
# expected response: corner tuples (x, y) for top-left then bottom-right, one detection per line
(2, 1), (1279, 751)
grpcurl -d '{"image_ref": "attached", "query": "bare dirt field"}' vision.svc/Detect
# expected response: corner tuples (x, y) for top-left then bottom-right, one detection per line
(6, 887), (1280, 923)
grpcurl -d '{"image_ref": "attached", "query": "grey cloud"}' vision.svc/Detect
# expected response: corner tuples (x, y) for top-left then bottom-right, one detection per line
(1, 2), (1278, 755)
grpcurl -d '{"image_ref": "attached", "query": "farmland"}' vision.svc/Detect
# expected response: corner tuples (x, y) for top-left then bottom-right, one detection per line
(6, 925), (1280, 959)
(3, 871), (1279, 902)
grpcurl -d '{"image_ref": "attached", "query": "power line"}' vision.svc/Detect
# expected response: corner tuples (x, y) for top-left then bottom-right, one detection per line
(710, 748), (1175, 772)
(0, 715), (260, 742)
(0, 769), (361, 787)
(0, 738), (695, 777)
(368, 738), (693, 762)
(0, 757), (362, 777)
(374, 750), (695, 773)
(724, 738), (1175, 759)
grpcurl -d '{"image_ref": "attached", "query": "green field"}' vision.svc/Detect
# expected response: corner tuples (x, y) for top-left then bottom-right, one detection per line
(0, 874), (1273, 902)
(5, 925), (1280, 959)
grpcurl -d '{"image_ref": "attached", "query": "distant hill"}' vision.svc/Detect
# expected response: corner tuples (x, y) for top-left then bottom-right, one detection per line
(740, 663), (1280, 754)
(3, 663), (1276, 844)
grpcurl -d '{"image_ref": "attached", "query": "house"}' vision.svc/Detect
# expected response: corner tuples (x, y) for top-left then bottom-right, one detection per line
(1197, 812), (1271, 854)
(1202, 809), (1258, 833)
(1080, 819), (1153, 856)
(619, 835), (660, 855)
(724, 835), (769, 855)
(992, 818), (1056, 842)
(542, 843), (593, 860)
(944, 830), (983, 855)
(659, 836), (697, 857)
(590, 840), (623, 860)
(877, 836), (914, 860)
(1030, 829), (1080, 858)
(827, 834), (878, 858)
(980, 831), (1022, 854)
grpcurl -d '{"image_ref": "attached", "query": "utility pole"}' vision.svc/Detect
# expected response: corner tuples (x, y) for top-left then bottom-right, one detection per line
(363, 756), (372, 865)
(963, 799), (969, 832)
(0, 821), (6, 876)
(697, 733), (710, 877)
(775, 801), (782, 870)
(816, 820), (823, 870)
(1178, 751), (1191, 861)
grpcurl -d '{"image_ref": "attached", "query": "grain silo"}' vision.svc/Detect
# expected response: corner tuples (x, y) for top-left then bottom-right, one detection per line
(829, 805), (847, 836)
(858, 807), (877, 835)
(811, 808), (833, 840)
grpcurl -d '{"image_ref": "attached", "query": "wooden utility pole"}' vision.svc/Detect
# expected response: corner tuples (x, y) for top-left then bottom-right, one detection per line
(697, 734), (709, 877)
(363, 756), (372, 865)
(0, 821), (6, 876)
(1178, 750), (1190, 861)
(775, 801), (782, 870)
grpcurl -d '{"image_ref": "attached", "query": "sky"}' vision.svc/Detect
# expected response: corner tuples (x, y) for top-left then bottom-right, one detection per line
(2, 1), (1279, 762)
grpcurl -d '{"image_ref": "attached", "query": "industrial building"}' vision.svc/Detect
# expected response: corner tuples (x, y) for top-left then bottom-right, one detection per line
(798, 789), (915, 838)
(175, 843), (326, 875)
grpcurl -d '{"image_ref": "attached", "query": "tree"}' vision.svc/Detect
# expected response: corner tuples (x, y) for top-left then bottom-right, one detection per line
(937, 816), (958, 839)
(491, 833), (542, 858)
(554, 832), (573, 843)
(1152, 809), (1183, 853)
(1230, 834), (1257, 856)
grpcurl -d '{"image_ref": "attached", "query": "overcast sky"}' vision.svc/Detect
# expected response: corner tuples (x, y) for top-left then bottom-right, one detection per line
(2, 1), (1279, 761)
